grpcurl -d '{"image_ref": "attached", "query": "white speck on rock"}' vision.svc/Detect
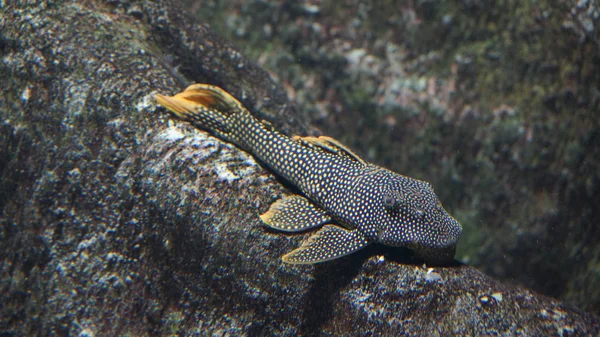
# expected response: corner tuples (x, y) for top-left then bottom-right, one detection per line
(213, 162), (238, 183)
(21, 86), (31, 102)
(346, 48), (367, 66)
(160, 126), (185, 142)
(491, 292), (503, 303)
(136, 92), (157, 113)
(425, 268), (444, 283)
(65, 81), (91, 118)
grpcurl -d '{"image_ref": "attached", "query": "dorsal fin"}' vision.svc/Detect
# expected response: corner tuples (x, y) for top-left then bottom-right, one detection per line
(292, 135), (367, 166)
(260, 119), (276, 131)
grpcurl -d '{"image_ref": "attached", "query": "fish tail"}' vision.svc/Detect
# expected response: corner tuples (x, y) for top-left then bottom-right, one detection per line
(154, 84), (251, 144)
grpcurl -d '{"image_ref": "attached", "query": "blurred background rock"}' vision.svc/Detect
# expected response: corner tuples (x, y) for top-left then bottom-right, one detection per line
(183, 0), (600, 315)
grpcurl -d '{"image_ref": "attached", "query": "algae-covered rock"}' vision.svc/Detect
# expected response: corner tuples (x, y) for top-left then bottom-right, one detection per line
(1, 0), (599, 336)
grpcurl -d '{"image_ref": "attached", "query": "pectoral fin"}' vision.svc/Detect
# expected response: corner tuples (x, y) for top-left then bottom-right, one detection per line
(282, 225), (369, 264)
(260, 195), (331, 232)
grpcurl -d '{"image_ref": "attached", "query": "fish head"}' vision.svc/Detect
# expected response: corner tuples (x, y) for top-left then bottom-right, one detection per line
(377, 174), (462, 262)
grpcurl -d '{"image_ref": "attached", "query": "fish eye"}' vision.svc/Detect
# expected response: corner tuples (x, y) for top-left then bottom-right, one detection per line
(383, 194), (396, 208)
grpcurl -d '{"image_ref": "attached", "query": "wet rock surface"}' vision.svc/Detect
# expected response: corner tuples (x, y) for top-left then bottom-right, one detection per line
(1, 0), (599, 336)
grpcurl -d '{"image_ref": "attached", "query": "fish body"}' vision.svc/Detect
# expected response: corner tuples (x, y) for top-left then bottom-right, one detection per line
(155, 84), (462, 264)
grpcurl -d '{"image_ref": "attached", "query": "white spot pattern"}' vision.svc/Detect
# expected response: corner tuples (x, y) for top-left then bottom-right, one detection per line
(155, 84), (463, 263)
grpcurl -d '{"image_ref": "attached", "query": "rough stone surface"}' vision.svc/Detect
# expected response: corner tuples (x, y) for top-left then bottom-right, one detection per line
(187, 0), (600, 316)
(1, 0), (599, 336)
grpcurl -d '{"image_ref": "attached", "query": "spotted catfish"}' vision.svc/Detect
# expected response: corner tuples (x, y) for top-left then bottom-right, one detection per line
(154, 84), (462, 264)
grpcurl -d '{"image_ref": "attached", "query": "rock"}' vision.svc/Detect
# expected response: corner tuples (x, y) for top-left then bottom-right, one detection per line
(0, 0), (598, 336)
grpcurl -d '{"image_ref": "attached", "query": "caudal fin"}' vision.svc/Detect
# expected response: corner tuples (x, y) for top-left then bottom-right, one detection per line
(155, 84), (247, 141)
